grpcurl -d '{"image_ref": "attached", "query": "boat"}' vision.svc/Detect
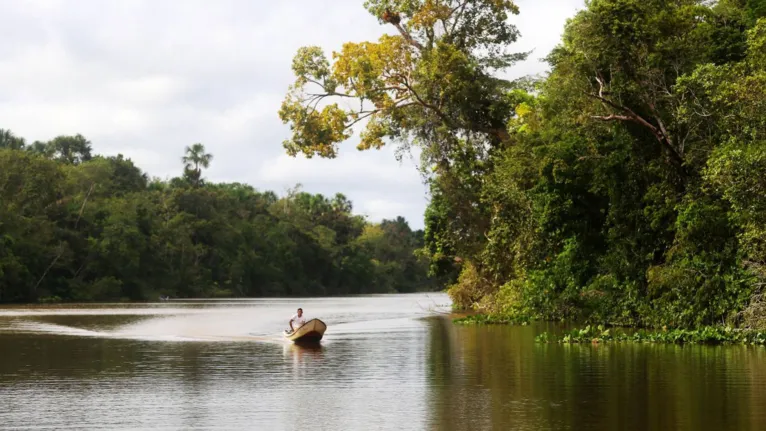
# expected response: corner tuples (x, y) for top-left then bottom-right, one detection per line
(283, 318), (327, 343)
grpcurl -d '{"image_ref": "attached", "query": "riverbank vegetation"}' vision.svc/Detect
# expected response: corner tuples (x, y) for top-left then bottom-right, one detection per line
(279, 0), (766, 330)
(536, 325), (766, 346)
(0, 136), (435, 303)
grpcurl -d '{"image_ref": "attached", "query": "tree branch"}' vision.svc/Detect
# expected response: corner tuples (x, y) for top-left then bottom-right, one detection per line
(304, 77), (325, 88)
(305, 91), (356, 113)
(32, 242), (65, 300)
(392, 22), (424, 50)
(307, 94), (329, 113)
(593, 114), (634, 122)
(586, 88), (685, 170)
(306, 91), (355, 99)
(402, 79), (454, 126)
(449, 0), (470, 36)
(75, 183), (95, 229)
(344, 100), (418, 130)
(345, 110), (379, 130)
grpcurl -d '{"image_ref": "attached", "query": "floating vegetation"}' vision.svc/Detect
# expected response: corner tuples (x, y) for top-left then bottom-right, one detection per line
(536, 325), (766, 345)
(453, 313), (530, 325)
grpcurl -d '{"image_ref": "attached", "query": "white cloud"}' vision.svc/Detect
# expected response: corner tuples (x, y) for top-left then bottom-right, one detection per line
(0, 0), (584, 229)
(110, 76), (187, 105)
(260, 151), (421, 188)
(509, 0), (585, 78)
(361, 199), (416, 224)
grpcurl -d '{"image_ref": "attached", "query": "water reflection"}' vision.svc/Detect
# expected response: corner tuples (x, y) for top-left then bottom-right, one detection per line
(283, 342), (326, 376)
(426, 319), (766, 431)
(2, 295), (766, 430)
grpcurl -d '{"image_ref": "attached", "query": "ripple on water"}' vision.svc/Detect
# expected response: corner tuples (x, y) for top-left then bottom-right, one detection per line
(3, 294), (766, 430)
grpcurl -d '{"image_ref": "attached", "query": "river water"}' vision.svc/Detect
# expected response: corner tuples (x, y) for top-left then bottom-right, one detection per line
(1, 293), (765, 430)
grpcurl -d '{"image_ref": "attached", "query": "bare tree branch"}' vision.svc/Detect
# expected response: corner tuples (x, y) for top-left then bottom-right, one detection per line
(586, 78), (685, 170)
(75, 183), (95, 229)
(31, 243), (64, 299)
(345, 110), (380, 130)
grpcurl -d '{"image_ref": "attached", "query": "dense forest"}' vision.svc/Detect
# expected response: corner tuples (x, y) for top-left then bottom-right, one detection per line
(0, 132), (435, 303)
(279, 0), (766, 329)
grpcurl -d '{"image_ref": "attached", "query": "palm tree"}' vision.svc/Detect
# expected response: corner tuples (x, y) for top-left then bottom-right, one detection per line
(182, 143), (213, 186)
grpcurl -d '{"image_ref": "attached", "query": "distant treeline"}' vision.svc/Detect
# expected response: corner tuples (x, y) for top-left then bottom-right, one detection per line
(0, 132), (437, 303)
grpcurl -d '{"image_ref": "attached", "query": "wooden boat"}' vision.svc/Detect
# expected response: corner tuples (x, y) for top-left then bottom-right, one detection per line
(284, 319), (327, 343)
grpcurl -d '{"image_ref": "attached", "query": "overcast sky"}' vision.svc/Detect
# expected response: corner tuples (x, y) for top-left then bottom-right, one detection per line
(0, 0), (584, 229)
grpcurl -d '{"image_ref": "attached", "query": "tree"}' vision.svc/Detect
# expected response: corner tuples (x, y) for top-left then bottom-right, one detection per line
(0, 149), (65, 302)
(46, 134), (93, 164)
(279, 0), (527, 164)
(279, 0), (766, 328)
(26, 141), (52, 156)
(1, 131), (434, 302)
(0, 129), (26, 150)
(748, 0), (766, 21)
(182, 143), (213, 187)
(543, 0), (758, 177)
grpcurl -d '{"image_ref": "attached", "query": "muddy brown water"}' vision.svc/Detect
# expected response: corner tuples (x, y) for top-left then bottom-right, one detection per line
(1, 293), (765, 430)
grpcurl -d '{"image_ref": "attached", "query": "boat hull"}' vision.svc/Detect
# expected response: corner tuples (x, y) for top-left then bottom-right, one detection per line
(284, 318), (327, 343)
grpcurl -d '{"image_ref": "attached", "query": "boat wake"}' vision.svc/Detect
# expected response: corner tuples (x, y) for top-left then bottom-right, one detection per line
(4, 314), (436, 344)
(0, 293), (452, 344)
(8, 321), (207, 342)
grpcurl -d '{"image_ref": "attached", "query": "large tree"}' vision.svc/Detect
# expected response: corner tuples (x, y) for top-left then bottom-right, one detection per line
(278, 0), (766, 329)
(46, 134), (93, 165)
(279, 0), (527, 164)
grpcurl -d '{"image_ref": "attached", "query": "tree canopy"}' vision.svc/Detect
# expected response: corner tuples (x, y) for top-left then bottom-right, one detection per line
(0, 134), (435, 303)
(281, 0), (766, 329)
(279, 0), (527, 164)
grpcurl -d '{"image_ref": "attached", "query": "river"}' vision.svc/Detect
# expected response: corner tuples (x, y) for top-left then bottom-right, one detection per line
(1, 293), (765, 430)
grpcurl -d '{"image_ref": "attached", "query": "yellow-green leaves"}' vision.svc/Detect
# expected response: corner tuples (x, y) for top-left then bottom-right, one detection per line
(292, 47), (330, 84)
(747, 18), (766, 66)
(409, 0), (451, 30)
(279, 36), (414, 158)
(333, 35), (414, 107)
(358, 114), (397, 151)
(279, 0), (525, 160)
(279, 96), (350, 158)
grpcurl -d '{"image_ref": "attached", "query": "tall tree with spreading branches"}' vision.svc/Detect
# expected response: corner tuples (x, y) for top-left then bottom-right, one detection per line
(279, 0), (528, 165)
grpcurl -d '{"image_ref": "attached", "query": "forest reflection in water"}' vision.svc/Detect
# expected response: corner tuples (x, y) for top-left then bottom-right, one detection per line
(1, 296), (765, 430)
(427, 318), (766, 430)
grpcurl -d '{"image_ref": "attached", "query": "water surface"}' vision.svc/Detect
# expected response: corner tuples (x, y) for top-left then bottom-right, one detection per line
(1, 293), (765, 430)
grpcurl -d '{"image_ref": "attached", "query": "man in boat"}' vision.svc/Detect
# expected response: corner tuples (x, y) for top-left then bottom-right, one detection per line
(288, 308), (306, 334)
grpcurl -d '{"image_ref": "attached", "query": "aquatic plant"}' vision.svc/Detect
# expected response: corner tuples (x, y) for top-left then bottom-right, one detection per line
(453, 313), (530, 326)
(536, 325), (766, 345)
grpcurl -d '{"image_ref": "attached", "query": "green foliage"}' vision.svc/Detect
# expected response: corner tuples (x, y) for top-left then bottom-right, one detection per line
(45, 135), (93, 165)
(286, 1), (766, 329)
(181, 143), (213, 187)
(439, 3), (766, 329)
(747, 0), (766, 20)
(446, 261), (494, 310)
(537, 324), (766, 345)
(453, 312), (530, 325)
(0, 129), (26, 150)
(0, 137), (436, 303)
(280, 0), (526, 163)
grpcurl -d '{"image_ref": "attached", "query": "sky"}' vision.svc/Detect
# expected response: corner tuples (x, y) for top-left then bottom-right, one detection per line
(0, 0), (584, 229)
